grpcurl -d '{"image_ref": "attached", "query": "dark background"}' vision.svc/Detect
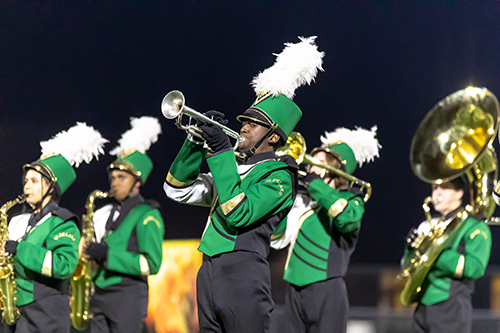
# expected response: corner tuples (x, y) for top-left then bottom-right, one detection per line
(2, 2), (500, 269)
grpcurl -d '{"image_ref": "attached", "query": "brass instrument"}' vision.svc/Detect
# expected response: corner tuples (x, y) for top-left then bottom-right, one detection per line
(398, 87), (500, 306)
(276, 131), (372, 202)
(161, 90), (243, 150)
(0, 195), (25, 325)
(70, 190), (109, 331)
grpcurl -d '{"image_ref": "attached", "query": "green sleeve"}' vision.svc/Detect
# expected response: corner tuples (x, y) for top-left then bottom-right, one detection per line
(137, 209), (164, 275)
(273, 216), (288, 240)
(435, 222), (491, 279)
(166, 138), (208, 186)
(207, 151), (293, 229)
(307, 179), (364, 233)
(16, 221), (80, 279)
(106, 210), (164, 276)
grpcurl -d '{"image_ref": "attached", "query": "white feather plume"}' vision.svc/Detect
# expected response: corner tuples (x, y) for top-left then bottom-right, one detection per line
(40, 122), (108, 167)
(320, 126), (381, 167)
(110, 116), (162, 157)
(251, 36), (325, 100)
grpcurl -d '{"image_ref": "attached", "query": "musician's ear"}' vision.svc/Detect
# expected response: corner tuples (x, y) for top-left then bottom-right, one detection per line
(268, 133), (280, 144)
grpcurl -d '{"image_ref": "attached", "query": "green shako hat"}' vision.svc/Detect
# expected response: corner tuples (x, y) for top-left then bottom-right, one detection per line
(311, 126), (381, 175)
(24, 122), (108, 194)
(108, 116), (162, 184)
(237, 36), (324, 143)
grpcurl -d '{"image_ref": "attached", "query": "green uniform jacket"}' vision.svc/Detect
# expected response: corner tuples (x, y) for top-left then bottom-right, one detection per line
(94, 198), (164, 289)
(165, 139), (297, 258)
(14, 202), (80, 306)
(405, 213), (491, 305)
(283, 179), (364, 286)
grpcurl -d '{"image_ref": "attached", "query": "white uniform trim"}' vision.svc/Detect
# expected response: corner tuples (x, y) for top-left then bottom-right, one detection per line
(9, 213), (53, 240)
(139, 254), (150, 275)
(415, 216), (454, 236)
(8, 213), (31, 241)
(271, 193), (315, 250)
(41, 250), (53, 277)
(93, 204), (119, 243)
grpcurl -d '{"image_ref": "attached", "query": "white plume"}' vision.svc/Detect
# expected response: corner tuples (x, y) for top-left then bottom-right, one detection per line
(320, 126), (381, 167)
(40, 122), (108, 167)
(251, 36), (325, 99)
(110, 116), (162, 156)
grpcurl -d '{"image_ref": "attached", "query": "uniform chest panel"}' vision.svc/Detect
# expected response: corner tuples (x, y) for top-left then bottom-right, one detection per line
(104, 205), (151, 245)
(25, 215), (66, 246)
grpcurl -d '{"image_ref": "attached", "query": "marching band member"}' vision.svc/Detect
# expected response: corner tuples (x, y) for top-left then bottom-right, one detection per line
(402, 177), (491, 333)
(4, 123), (107, 333)
(272, 126), (380, 333)
(164, 36), (324, 332)
(85, 117), (164, 333)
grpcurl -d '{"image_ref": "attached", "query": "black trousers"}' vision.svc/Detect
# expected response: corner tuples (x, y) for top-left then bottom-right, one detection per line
(90, 282), (148, 333)
(197, 251), (274, 333)
(15, 294), (71, 333)
(285, 277), (349, 333)
(411, 292), (472, 333)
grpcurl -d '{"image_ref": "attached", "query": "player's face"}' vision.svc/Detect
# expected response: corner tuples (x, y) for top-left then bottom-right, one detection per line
(309, 151), (329, 177)
(432, 182), (463, 215)
(24, 169), (50, 207)
(238, 121), (270, 154)
(109, 170), (139, 202)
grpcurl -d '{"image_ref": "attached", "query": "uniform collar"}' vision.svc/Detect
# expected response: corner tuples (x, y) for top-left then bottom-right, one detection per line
(117, 193), (145, 210)
(443, 206), (464, 221)
(37, 200), (59, 220)
(243, 151), (276, 165)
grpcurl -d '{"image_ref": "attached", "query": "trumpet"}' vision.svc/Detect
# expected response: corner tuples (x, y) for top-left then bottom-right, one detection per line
(161, 90), (243, 150)
(276, 132), (372, 202)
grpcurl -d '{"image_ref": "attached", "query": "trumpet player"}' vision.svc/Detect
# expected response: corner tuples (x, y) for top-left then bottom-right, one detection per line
(272, 127), (380, 333)
(164, 36), (324, 333)
(3, 123), (106, 333)
(402, 178), (491, 333)
(84, 117), (164, 333)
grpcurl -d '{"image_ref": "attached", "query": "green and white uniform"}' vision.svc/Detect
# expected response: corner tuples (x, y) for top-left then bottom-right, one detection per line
(272, 179), (364, 333)
(90, 194), (164, 333)
(405, 209), (491, 333)
(8, 200), (80, 333)
(164, 138), (298, 333)
(165, 139), (297, 258)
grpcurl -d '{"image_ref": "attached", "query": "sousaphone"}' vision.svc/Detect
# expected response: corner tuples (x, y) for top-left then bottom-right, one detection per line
(399, 87), (500, 306)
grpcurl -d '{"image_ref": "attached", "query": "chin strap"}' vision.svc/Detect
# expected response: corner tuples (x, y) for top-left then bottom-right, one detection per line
(248, 124), (279, 156)
(34, 182), (56, 211)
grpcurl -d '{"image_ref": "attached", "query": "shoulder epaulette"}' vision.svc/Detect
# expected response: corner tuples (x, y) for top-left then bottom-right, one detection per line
(52, 207), (79, 225)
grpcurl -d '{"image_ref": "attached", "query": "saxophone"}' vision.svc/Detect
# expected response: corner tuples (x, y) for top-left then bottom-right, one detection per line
(70, 190), (109, 331)
(0, 195), (26, 325)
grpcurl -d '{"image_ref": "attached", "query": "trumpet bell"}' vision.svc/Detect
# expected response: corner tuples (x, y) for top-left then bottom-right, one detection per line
(161, 90), (185, 119)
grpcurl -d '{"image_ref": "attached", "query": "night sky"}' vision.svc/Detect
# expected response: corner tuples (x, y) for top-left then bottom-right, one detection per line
(2, 2), (500, 266)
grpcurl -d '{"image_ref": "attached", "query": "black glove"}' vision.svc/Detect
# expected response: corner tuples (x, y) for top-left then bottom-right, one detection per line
(4, 240), (18, 256)
(192, 111), (229, 147)
(200, 123), (232, 154)
(85, 242), (108, 261)
(302, 172), (321, 187)
(200, 110), (229, 126)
